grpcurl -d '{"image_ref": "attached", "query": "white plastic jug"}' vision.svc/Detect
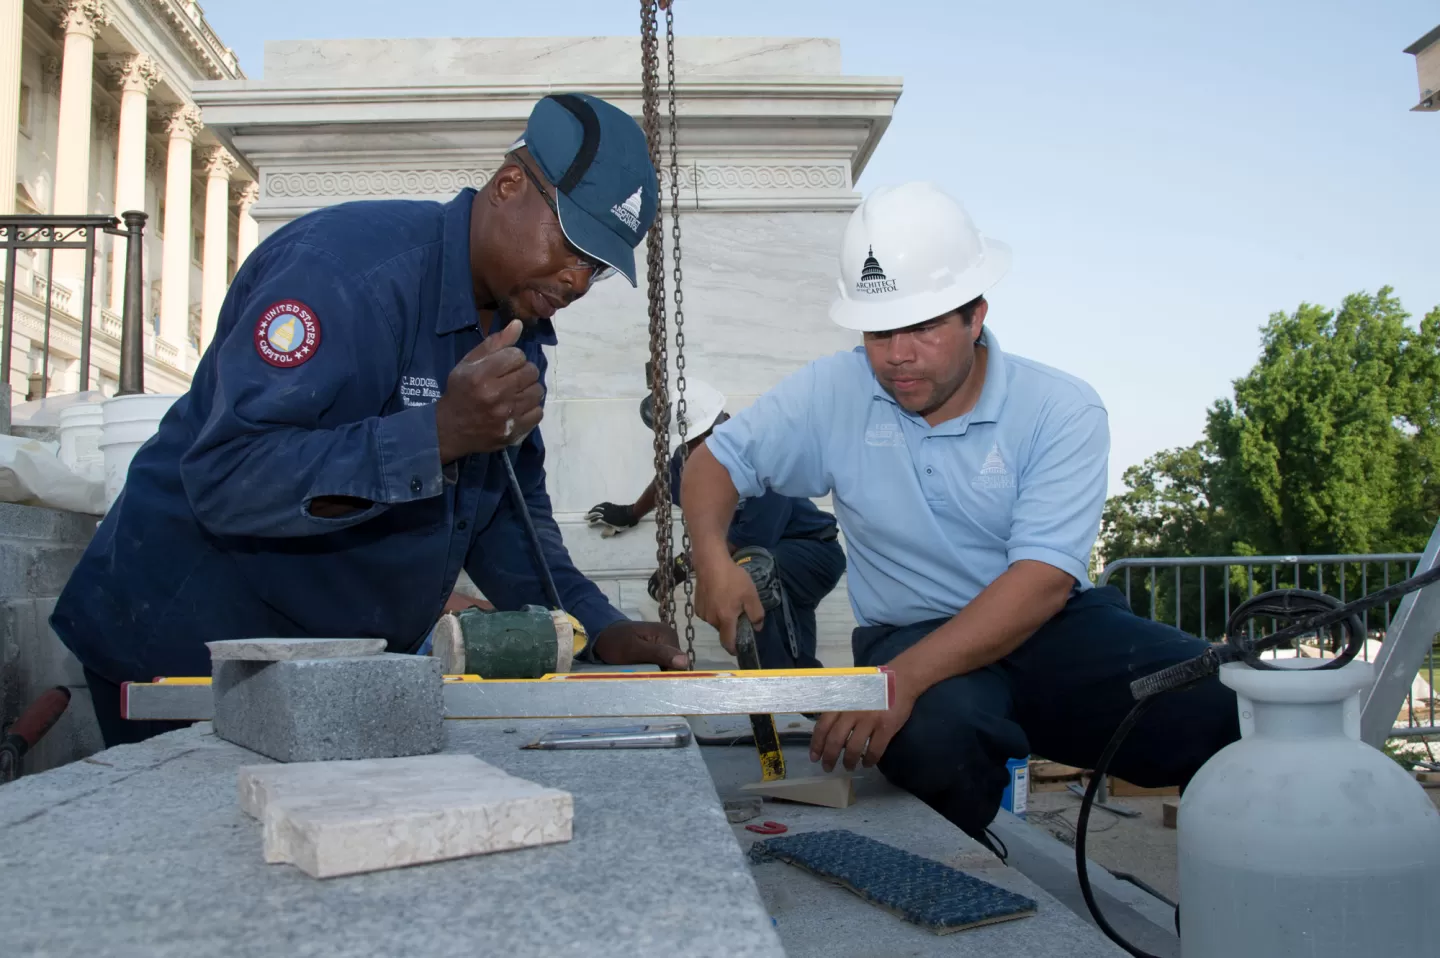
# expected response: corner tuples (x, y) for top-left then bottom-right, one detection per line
(99, 393), (180, 509)
(1178, 659), (1440, 957)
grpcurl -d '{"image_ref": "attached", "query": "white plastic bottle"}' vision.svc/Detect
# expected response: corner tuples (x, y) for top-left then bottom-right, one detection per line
(1178, 659), (1440, 957)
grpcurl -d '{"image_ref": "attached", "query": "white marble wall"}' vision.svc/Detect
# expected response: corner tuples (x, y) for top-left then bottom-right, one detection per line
(262, 37), (843, 85)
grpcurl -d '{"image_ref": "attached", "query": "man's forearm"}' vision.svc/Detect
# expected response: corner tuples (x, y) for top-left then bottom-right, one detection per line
(888, 560), (1075, 695)
(679, 444), (739, 568)
(631, 478), (658, 519)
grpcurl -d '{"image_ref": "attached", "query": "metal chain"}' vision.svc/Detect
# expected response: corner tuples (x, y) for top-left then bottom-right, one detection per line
(664, 5), (697, 666)
(639, 0), (675, 628)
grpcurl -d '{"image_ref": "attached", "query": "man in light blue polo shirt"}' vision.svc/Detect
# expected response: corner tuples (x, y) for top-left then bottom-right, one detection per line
(681, 181), (1240, 850)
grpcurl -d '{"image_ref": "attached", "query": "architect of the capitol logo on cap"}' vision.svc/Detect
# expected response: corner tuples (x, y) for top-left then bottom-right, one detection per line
(855, 246), (898, 294)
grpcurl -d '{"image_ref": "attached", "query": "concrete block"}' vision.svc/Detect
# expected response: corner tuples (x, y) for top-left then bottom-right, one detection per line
(0, 502), (98, 543)
(206, 638), (387, 661)
(212, 654), (443, 763)
(237, 754), (573, 878)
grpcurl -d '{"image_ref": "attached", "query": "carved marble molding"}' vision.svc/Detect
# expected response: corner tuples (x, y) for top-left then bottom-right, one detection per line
(163, 104), (204, 141)
(60, 0), (111, 39)
(261, 162), (854, 212)
(145, 144), (164, 175)
(264, 169), (495, 199)
(201, 146), (238, 179)
(106, 53), (162, 96)
(141, 0), (243, 81)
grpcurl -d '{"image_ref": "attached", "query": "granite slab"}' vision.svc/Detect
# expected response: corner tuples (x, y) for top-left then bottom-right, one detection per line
(206, 638), (387, 661)
(0, 721), (784, 958)
(700, 741), (1126, 958)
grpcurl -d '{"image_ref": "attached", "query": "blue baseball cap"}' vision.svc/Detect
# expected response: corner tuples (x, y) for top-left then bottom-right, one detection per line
(513, 92), (659, 287)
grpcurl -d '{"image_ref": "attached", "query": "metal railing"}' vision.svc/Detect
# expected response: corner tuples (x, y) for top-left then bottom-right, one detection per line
(0, 211), (149, 398)
(1097, 551), (1438, 738)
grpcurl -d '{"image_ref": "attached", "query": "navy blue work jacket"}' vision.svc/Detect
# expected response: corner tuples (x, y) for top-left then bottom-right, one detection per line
(52, 189), (627, 683)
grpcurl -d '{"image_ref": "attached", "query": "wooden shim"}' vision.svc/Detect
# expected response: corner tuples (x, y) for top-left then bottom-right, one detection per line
(1162, 800), (1179, 829)
(741, 775), (856, 809)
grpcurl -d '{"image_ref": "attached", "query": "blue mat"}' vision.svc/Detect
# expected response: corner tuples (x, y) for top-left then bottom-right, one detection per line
(748, 828), (1037, 934)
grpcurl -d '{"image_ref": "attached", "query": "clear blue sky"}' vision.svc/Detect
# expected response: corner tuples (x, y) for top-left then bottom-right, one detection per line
(204, 1), (1440, 495)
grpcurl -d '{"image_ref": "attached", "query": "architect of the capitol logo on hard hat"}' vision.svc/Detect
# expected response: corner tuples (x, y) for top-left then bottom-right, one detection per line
(855, 247), (898, 294)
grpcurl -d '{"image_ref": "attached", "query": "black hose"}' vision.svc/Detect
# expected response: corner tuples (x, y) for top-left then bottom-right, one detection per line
(501, 446), (565, 613)
(1077, 566), (1440, 956)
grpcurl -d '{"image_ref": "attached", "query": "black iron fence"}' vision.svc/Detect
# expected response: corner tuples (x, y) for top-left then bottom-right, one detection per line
(0, 211), (148, 398)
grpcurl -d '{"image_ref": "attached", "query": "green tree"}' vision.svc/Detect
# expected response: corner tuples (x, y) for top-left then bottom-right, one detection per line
(1099, 289), (1440, 635)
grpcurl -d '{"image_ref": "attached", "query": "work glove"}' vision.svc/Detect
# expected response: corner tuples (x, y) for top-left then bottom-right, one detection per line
(586, 501), (639, 537)
(647, 553), (693, 602)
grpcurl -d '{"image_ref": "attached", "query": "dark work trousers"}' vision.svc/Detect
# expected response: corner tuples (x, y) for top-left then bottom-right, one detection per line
(84, 667), (192, 749)
(853, 586), (1241, 843)
(753, 536), (847, 670)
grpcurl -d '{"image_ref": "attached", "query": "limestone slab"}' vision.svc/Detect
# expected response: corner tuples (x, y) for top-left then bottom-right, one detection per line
(205, 638), (387, 661)
(237, 755), (573, 879)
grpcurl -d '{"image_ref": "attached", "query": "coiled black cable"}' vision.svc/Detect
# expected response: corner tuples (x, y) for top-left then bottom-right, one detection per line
(1075, 564), (1440, 957)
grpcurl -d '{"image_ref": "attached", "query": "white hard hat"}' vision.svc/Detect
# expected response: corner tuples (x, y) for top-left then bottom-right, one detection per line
(829, 181), (1012, 333)
(674, 378), (727, 447)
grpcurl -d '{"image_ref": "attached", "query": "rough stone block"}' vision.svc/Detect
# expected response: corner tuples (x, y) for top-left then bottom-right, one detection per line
(212, 654), (443, 763)
(206, 638), (387, 661)
(237, 754), (573, 878)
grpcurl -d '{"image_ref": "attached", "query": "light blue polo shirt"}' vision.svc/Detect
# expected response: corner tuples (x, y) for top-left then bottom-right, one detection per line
(706, 328), (1109, 629)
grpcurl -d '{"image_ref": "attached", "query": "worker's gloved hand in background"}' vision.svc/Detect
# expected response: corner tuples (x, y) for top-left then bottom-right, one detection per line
(586, 501), (639, 537)
(590, 620), (689, 671)
(646, 553), (692, 602)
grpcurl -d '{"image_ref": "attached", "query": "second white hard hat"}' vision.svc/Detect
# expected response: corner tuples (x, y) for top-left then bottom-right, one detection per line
(676, 378), (727, 447)
(828, 181), (1012, 333)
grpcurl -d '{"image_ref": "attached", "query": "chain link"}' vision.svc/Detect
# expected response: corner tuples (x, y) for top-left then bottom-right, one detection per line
(639, 0), (675, 629)
(665, 5), (697, 666)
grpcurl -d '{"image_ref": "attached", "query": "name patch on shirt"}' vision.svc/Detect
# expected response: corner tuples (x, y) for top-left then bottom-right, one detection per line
(865, 422), (905, 447)
(401, 375), (442, 407)
(254, 300), (321, 368)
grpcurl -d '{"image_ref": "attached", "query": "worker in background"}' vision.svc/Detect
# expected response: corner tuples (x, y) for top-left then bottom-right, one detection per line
(680, 181), (1241, 854)
(585, 379), (845, 668)
(52, 92), (690, 749)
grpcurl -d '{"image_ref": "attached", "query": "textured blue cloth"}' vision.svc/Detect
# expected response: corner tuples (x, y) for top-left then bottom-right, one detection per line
(705, 327), (1109, 629)
(748, 828), (1035, 933)
(52, 189), (627, 688)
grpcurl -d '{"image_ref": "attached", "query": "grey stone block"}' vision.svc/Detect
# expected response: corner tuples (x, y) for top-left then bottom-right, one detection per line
(0, 541), (89, 599)
(0, 502), (99, 543)
(212, 654), (443, 763)
(206, 638), (387, 661)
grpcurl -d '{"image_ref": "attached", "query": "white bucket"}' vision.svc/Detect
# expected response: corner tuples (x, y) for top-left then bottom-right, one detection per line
(99, 393), (181, 509)
(58, 402), (105, 483)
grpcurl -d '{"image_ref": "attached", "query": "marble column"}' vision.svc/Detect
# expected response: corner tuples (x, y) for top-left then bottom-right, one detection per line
(108, 53), (159, 310)
(0, 0), (23, 215)
(53, 1), (110, 215)
(200, 146), (237, 351)
(159, 104), (201, 354)
(235, 182), (259, 266)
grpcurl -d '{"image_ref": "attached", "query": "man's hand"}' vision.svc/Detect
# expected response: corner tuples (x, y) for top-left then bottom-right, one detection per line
(586, 501), (639, 536)
(809, 671), (921, 772)
(590, 620), (689, 671)
(434, 319), (543, 463)
(694, 557), (765, 655)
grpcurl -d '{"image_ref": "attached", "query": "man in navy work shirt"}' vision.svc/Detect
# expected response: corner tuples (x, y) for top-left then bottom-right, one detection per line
(52, 93), (690, 748)
(681, 181), (1241, 851)
(585, 378), (846, 668)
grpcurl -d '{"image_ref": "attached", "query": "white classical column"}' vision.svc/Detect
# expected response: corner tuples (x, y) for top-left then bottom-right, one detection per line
(53, 1), (110, 215)
(235, 182), (260, 266)
(0, 0), (24, 215)
(107, 53), (159, 310)
(159, 104), (201, 353)
(199, 146), (237, 351)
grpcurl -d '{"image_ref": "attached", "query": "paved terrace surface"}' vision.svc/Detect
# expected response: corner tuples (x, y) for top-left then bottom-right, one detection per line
(2, 719), (1124, 957)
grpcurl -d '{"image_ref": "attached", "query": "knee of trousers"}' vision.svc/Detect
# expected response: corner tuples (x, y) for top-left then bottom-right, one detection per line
(876, 697), (1019, 801)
